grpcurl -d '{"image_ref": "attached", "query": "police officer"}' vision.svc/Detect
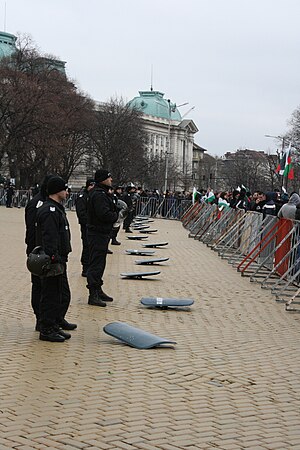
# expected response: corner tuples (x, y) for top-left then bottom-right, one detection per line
(122, 184), (136, 232)
(86, 169), (118, 307)
(25, 174), (53, 329)
(75, 179), (95, 276)
(36, 176), (76, 342)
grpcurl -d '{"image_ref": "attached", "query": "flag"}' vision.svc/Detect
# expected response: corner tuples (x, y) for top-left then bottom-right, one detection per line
(276, 151), (287, 175)
(192, 187), (197, 204)
(204, 191), (215, 203)
(283, 143), (294, 180)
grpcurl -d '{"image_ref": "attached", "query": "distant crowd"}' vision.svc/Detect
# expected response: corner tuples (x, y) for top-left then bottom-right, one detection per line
(0, 180), (194, 209)
(198, 187), (300, 220)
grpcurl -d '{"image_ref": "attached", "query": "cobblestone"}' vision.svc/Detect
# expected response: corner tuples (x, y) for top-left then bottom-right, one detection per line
(1, 208), (300, 448)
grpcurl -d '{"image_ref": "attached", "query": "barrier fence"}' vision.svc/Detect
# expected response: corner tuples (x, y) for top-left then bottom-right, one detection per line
(0, 189), (192, 220)
(182, 203), (300, 311)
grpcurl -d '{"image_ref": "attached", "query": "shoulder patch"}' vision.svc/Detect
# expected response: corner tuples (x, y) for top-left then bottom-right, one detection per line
(50, 206), (56, 212)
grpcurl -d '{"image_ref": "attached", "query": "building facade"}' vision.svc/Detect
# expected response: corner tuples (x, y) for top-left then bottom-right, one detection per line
(127, 90), (198, 190)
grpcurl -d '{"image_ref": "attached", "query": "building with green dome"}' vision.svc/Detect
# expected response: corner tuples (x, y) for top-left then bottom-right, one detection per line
(0, 31), (17, 58)
(0, 30), (66, 74)
(128, 89), (200, 190)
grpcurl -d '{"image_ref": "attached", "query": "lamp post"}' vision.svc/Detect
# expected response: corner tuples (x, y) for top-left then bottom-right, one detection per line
(265, 134), (285, 152)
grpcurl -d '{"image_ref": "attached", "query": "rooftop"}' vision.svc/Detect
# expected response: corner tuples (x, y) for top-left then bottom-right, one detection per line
(127, 90), (182, 121)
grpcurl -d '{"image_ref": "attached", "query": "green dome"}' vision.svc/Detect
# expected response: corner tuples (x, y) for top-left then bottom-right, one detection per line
(0, 31), (17, 58)
(128, 90), (182, 121)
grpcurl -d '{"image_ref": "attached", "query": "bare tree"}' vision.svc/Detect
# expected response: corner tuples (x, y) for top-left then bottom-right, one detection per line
(91, 97), (148, 184)
(0, 36), (95, 187)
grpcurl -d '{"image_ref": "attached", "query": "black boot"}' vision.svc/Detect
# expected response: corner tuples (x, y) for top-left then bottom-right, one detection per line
(99, 288), (113, 302)
(59, 319), (77, 330)
(111, 238), (121, 245)
(39, 328), (65, 342)
(88, 289), (107, 307)
(107, 248), (113, 254)
(54, 326), (71, 340)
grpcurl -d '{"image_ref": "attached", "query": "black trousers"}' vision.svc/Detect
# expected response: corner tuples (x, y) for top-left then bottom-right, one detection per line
(40, 264), (71, 330)
(123, 211), (134, 230)
(87, 231), (110, 290)
(110, 226), (120, 241)
(80, 224), (90, 272)
(31, 274), (41, 319)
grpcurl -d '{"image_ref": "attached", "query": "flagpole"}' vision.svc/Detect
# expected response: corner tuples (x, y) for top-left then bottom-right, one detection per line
(281, 137), (286, 191)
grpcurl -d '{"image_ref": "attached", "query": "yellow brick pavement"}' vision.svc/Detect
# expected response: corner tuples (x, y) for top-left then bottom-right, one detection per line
(0, 208), (300, 449)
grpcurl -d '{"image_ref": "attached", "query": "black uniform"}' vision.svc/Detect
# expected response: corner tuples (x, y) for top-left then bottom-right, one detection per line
(6, 185), (14, 208)
(36, 198), (72, 331)
(86, 184), (118, 291)
(122, 191), (134, 231)
(75, 188), (90, 274)
(25, 192), (46, 321)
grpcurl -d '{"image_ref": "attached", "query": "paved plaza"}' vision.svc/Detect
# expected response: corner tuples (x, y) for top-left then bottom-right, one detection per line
(0, 207), (300, 450)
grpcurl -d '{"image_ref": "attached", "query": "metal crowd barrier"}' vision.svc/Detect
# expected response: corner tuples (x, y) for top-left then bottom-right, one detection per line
(135, 197), (192, 219)
(0, 190), (192, 221)
(0, 189), (32, 207)
(182, 206), (300, 312)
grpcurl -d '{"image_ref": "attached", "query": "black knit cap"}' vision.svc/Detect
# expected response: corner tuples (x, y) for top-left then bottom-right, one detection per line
(47, 176), (68, 195)
(94, 169), (111, 183)
(86, 178), (95, 188)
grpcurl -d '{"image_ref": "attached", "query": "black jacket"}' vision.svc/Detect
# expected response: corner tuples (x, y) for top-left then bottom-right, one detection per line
(25, 192), (46, 255)
(36, 198), (72, 262)
(122, 192), (133, 211)
(75, 189), (89, 225)
(87, 184), (118, 234)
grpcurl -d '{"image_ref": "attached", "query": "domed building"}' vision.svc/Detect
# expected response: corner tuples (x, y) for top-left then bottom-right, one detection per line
(128, 89), (199, 190)
(0, 30), (66, 74)
(0, 31), (17, 58)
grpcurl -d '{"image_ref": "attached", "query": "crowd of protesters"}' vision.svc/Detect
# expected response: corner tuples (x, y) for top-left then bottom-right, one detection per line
(198, 187), (300, 220)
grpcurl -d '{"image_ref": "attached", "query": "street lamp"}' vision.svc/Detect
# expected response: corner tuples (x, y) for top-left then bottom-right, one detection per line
(264, 134), (286, 154)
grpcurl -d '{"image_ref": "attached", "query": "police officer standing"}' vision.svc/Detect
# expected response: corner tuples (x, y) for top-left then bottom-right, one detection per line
(122, 184), (136, 232)
(75, 179), (95, 276)
(25, 174), (53, 329)
(86, 169), (118, 307)
(36, 176), (76, 342)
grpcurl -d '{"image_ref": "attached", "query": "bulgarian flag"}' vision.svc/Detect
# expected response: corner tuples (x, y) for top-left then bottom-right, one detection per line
(192, 187), (197, 204)
(276, 152), (286, 175)
(204, 191), (215, 203)
(283, 143), (294, 179)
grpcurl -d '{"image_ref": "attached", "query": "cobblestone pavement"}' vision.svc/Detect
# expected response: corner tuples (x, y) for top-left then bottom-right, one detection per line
(1, 207), (300, 450)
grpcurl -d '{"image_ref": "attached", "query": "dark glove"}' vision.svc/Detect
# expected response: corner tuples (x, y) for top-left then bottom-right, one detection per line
(51, 254), (62, 264)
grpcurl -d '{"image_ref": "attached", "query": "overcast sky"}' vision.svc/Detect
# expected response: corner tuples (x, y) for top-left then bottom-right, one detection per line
(3, 0), (300, 155)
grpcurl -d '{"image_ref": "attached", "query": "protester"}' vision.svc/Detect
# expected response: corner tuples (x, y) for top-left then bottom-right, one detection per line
(36, 176), (76, 342)
(217, 191), (230, 210)
(278, 192), (300, 219)
(86, 169), (118, 307)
